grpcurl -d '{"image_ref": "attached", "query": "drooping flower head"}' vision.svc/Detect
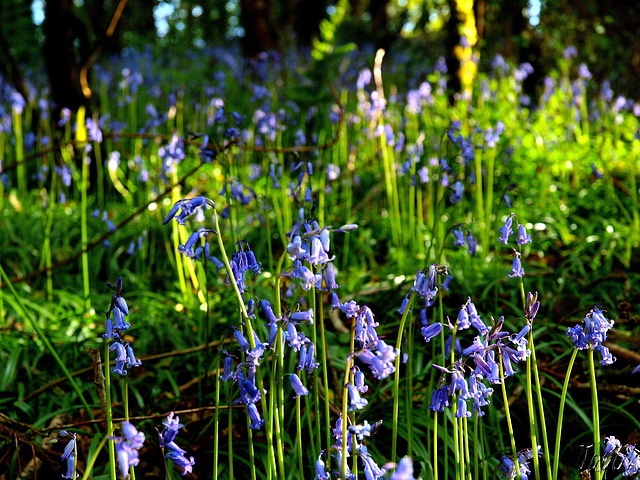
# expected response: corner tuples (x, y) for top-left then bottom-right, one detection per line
(113, 422), (145, 478)
(158, 412), (195, 475)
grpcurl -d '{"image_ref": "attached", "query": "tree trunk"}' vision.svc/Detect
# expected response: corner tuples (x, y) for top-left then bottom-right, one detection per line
(42, 0), (91, 115)
(240, 0), (279, 57)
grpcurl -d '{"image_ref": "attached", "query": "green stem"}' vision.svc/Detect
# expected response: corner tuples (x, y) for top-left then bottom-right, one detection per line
(105, 343), (116, 480)
(553, 348), (578, 480)
(589, 349), (602, 480)
(392, 291), (416, 461)
(81, 433), (110, 480)
(213, 356), (221, 480)
(317, 288), (332, 459)
(499, 347), (521, 480)
(433, 411), (438, 480)
(296, 395), (304, 478)
(340, 315), (357, 480)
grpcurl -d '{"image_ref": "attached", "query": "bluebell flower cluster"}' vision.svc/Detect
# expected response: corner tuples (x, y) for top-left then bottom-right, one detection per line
(163, 196), (225, 265)
(566, 307), (616, 365)
(450, 225), (478, 256)
(112, 421), (145, 478)
(497, 446), (542, 480)
(104, 277), (141, 376)
(429, 299), (534, 417)
(46, 430), (77, 479)
(159, 412), (195, 475)
(601, 436), (640, 476)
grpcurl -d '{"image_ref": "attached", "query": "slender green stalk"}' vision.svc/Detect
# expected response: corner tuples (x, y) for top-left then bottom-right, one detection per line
(341, 315), (357, 480)
(0, 263), (96, 424)
(474, 148), (485, 254)
(81, 433), (110, 480)
(296, 395), (304, 478)
(310, 284), (321, 458)
(212, 207), (278, 477)
(589, 349), (602, 480)
(484, 148), (495, 249)
(552, 348), (578, 480)
(463, 417), (471, 480)
(499, 348), (521, 480)
(317, 288), (332, 458)
(529, 334), (552, 479)
(473, 414), (479, 480)
(406, 310), (414, 457)
(213, 356), (221, 480)
(81, 150), (91, 311)
(246, 421), (257, 480)
(12, 108), (25, 199)
(452, 398), (460, 480)
(525, 337), (540, 480)
(227, 381), (234, 480)
(105, 343), (117, 480)
(392, 291), (416, 461)
(433, 411), (438, 480)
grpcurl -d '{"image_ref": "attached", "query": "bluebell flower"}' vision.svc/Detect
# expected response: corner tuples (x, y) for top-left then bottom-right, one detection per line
(450, 181), (464, 203)
(347, 384), (368, 411)
(220, 354), (234, 381)
(498, 213), (515, 245)
(421, 323), (443, 343)
(125, 344), (141, 368)
(113, 422), (144, 478)
(621, 445), (640, 476)
(359, 445), (387, 479)
(524, 292), (540, 321)
(516, 225), (532, 245)
(247, 403), (264, 430)
(591, 163), (603, 179)
(298, 343), (320, 373)
(290, 373), (309, 397)
(441, 275), (453, 291)
(603, 436), (621, 457)
(178, 229), (215, 258)
(166, 451), (196, 475)
(314, 454), (331, 480)
(163, 196), (214, 226)
(47, 430), (78, 479)
(412, 265), (440, 302)
(289, 309), (314, 324)
(453, 226), (466, 247)
(467, 301), (488, 334)
(566, 307), (615, 353)
(234, 370), (261, 405)
(390, 457), (415, 480)
(158, 412), (195, 475)
(429, 386), (451, 412)
(233, 328), (251, 351)
(508, 254), (525, 278)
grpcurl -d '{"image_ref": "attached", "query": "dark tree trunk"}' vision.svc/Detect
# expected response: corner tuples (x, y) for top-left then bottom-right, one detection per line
(0, 0), (30, 102)
(369, 0), (393, 50)
(42, 0), (91, 115)
(293, 0), (327, 47)
(240, 0), (279, 56)
(445, 0), (461, 101)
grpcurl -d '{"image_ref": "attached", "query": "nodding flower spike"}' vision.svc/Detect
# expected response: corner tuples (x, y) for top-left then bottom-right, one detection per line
(233, 328), (251, 352)
(115, 296), (129, 316)
(220, 355), (234, 381)
(290, 373), (310, 397)
(525, 292), (540, 320)
(107, 276), (123, 294)
(163, 196), (213, 225)
(289, 309), (314, 324)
